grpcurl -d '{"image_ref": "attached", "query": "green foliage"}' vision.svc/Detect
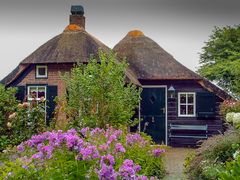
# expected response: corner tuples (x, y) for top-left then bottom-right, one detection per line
(63, 50), (141, 129)
(10, 101), (46, 146)
(198, 25), (240, 98)
(220, 100), (240, 118)
(184, 130), (240, 179)
(0, 127), (165, 179)
(0, 84), (18, 151)
(219, 155), (240, 180)
(0, 84), (17, 133)
(183, 152), (195, 173)
(0, 159), (40, 180)
(0, 91), (46, 151)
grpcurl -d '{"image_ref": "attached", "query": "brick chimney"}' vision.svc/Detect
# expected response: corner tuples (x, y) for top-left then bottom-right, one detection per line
(70, 5), (85, 29)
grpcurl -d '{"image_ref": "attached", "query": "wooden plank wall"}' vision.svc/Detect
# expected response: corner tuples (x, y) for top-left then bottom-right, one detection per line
(140, 79), (224, 147)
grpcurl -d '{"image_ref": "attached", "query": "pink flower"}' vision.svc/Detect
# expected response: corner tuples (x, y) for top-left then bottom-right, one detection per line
(17, 143), (25, 152)
(99, 144), (109, 151)
(80, 145), (100, 160)
(152, 148), (165, 157)
(101, 154), (115, 166)
(115, 143), (126, 153)
(119, 159), (141, 178)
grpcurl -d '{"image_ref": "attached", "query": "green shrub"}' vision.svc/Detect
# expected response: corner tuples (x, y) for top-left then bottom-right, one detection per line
(185, 130), (240, 179)
(62, 50), (141, 129)
(220, 100), (240, 118)
(0, 84), (18, 151)
(0, 99), (46, 151)
(0, 127), (165, 179)
(10, 100), (46, 145)
(219, 155), (240, 179)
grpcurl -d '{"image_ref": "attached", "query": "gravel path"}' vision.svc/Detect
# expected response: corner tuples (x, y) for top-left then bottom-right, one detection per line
(163, 147), (194, 180)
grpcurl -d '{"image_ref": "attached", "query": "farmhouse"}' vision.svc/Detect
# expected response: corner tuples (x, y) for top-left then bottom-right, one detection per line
(1, 6), (231, 146)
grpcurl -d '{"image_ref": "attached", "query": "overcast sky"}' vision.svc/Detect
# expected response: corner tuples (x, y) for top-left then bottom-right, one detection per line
(0, 0), (239, 80)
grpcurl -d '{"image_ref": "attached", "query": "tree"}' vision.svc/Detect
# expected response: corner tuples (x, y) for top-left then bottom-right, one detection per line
(198, 25), (240, 98)
(63, 51), (141, 129)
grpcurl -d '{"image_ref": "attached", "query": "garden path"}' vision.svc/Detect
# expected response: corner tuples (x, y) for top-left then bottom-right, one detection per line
(163, 147), (194, 180)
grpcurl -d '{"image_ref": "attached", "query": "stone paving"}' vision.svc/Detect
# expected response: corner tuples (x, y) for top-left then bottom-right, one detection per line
(163, 147), (194, 180)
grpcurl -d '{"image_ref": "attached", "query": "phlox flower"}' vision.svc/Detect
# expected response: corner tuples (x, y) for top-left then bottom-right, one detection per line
(67, 128), (77, 135)
(91, 128), (103, 136)
(97, 163), (118, 180)
(31, 152), (44, 160)
(136, 175), (148, 180)
(107, 134), (117, 144)
(115, 143), (126, 153)
(100, 154), (115, 166)
(126, 133), (146, 146)
(152, 148), (165, 157)
(64, 133), (84, 151)
(17, 143), (25, 152)
(80, 127), (90, 136)
(119, 159), (141, 179)
(80, 145), (100, 160)
(99, 144), (109, 151)
(41, 145), (54, 159)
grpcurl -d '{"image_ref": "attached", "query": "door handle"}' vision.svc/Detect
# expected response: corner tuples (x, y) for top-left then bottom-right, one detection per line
(151, 116), (155, 123)
(161, 107), (165, 114)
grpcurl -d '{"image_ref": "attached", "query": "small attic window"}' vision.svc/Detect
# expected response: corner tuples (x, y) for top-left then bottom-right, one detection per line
(36, 65), (48, 78)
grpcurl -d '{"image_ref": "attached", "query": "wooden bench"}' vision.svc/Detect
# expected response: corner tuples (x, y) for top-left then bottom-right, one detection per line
(169, 124), (208, 146)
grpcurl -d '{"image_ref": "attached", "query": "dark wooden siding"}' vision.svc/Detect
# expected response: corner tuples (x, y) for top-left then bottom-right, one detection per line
(140, 79), (224, 147)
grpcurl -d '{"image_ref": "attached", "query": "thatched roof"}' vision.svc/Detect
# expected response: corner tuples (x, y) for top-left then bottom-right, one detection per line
(0, 66), (19, 85)
(1, 26), (140, 86)
(113, 30), (233, 100)
(21, 26), (110, 64)
(113, 30), (202, 80)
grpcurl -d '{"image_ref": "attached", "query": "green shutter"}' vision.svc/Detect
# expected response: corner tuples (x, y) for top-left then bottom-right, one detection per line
(196, 92), (216, 118)
(16, 86), (25, 102)
(46, 86), (58, 125)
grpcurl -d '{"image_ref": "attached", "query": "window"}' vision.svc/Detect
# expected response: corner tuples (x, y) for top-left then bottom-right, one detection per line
(28, 86), (46, 101)
(27, 86), (47, 121)
(178, 92), (196, 117)
(36, 65), (48, 78)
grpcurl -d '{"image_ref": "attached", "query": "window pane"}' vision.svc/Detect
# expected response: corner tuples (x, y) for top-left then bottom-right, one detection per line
(38, 87), (46, 99)
(188, 105), (194, 115)
(38, 67), (46, 76)
(188, 94), (194, 103)
(29, 87), (37, 99)
(180, 94), (186, 103)
(180, 105), (187, 115)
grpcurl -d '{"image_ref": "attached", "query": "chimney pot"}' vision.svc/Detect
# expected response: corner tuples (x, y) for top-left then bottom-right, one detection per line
(70, 5), (85, 29)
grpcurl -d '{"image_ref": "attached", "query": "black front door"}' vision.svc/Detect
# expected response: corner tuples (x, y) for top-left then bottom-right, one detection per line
(140, 87), (166, 144)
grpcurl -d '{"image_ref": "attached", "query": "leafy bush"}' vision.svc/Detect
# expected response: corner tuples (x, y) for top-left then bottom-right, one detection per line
(219, 154), (240, 179)
(10, 100), (46, 146)
(0, 127), (165, 179)
(220, 100), (240, 118)
(184, 130), (240, 179)
(0, 84), (18, 150)
(62, 50), (141, 129)
(226, 112), (240, 129)
(0, 99), (46, 151)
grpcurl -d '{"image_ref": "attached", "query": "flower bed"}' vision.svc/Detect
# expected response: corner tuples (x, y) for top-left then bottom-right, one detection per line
(0, 127), (165, 179)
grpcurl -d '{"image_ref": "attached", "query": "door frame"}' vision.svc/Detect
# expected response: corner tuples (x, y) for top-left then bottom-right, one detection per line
(139, 85), (168, 145)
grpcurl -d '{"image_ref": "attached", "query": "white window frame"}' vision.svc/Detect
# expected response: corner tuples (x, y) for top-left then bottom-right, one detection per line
(27, 86), (47, 101)
(36, 65), (48, 78)
(178, 92), (196, 117)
